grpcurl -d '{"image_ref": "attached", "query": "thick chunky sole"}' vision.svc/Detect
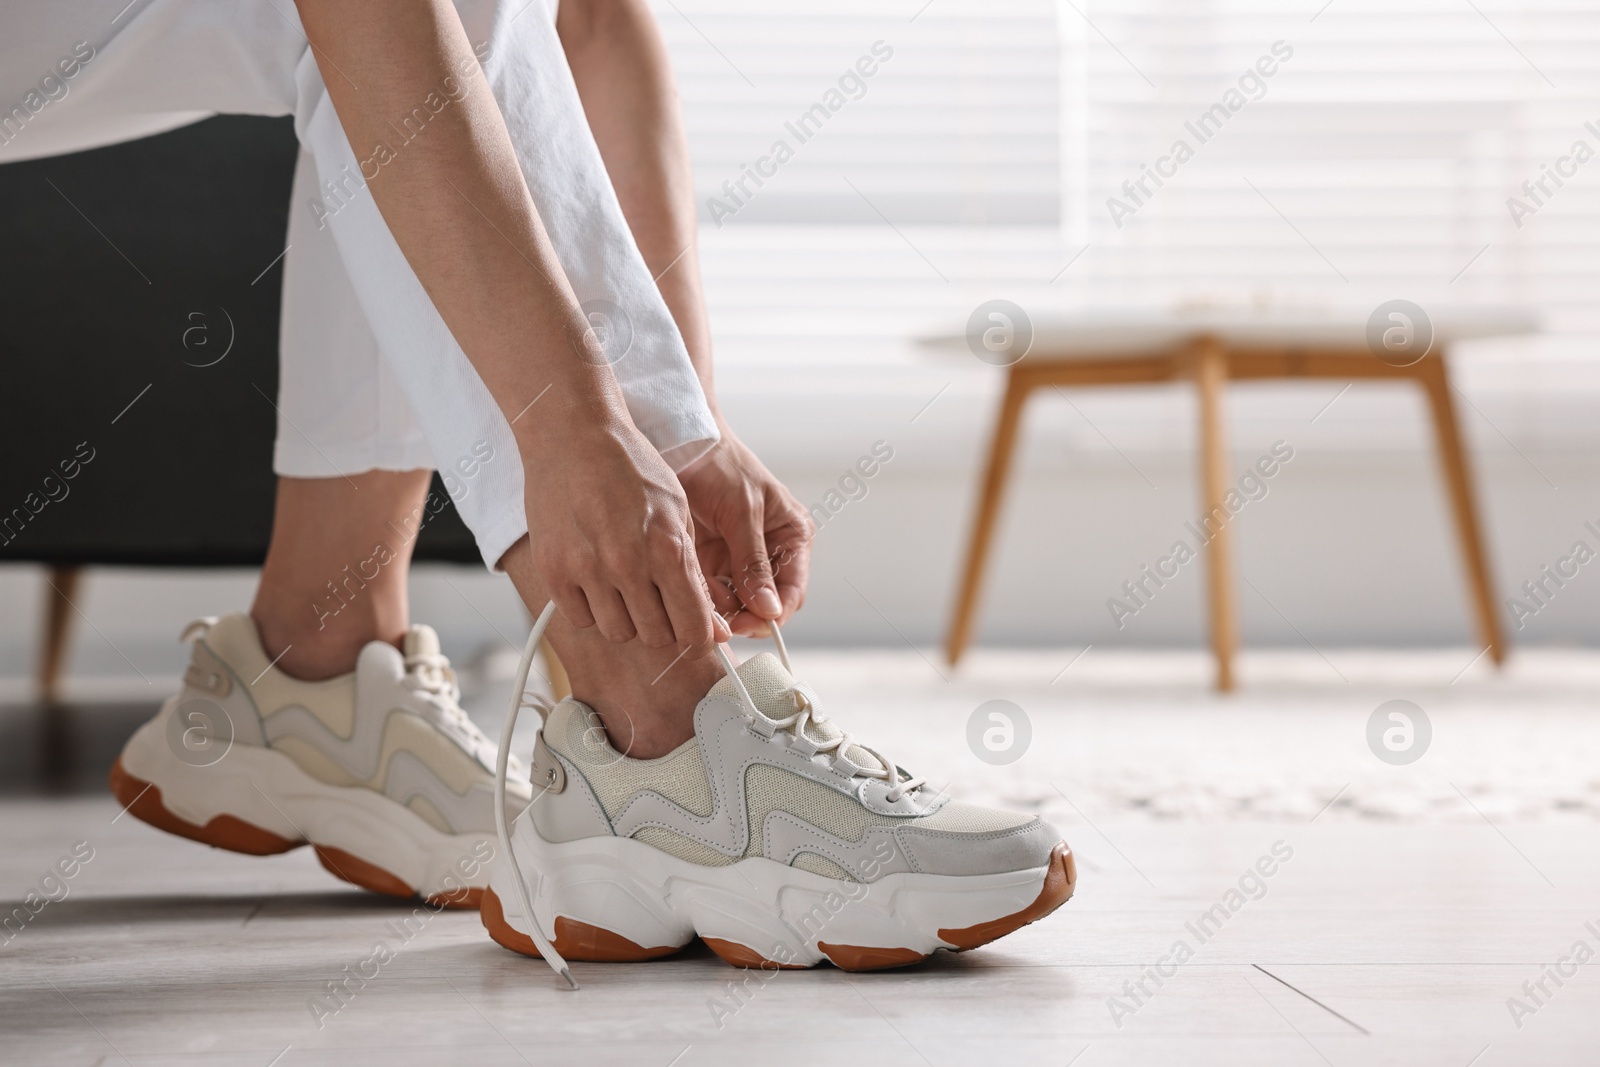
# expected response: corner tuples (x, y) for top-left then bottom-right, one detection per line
(481, 816), (1074, 972)
(111, 699), (495, 908)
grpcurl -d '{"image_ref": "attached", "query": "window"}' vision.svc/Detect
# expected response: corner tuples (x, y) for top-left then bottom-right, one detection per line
(659, 0), (1600, 449)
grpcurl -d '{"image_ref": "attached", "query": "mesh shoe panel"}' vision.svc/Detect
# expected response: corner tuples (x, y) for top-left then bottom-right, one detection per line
(742, 764), (899, 858)
(909, 802), (1034, 833)
(631, 826), (735, 866)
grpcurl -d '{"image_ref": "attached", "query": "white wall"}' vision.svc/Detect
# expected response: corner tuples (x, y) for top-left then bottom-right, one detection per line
(7, 1), (1600, 686)
(3, 350), (1596, 691)
(725, 345), (1600, 652)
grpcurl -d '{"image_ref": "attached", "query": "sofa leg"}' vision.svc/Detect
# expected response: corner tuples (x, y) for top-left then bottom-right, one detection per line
(39, 565), (83, 706)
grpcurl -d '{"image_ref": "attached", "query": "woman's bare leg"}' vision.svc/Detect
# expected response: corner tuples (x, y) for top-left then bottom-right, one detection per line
(251, 471), (431, 680)
(251, 471), (720, 756)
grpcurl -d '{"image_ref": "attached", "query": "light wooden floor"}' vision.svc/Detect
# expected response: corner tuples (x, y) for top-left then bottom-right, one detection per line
(4, 648), (1597, 1065)
(4, 799), (1595, 1066)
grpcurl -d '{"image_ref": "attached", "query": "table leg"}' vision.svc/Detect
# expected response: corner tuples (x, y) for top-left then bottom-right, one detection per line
(945, 369), (1030, 665)
(1418, 356), (1505, 665)
(1194, 342), (1237, 692)
(540, 637), (572, 701)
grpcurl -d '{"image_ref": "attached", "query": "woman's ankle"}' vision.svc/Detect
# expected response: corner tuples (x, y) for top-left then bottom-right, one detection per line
(573, 651), (724, 759)
(251, 471), (430, 682)
(249, 600), (399, 682)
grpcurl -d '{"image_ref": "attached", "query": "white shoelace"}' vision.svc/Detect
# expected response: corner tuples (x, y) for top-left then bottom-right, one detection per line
(496, 603), (575, 988)
(719, 621), (923, 802)
(755, 686), (925, 804)
(402, 650), (459, 702)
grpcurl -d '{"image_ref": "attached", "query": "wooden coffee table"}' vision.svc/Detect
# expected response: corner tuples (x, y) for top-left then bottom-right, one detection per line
(931, 304), (1539, 690)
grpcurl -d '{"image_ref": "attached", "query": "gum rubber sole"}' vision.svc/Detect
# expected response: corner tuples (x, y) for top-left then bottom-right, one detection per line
(701, 938), (806, 970)
(109, 756), (299, 855)
(482, 841), (1077, 972)
(480, 886), (680, 961)
(108, 757), (481, 910)
(716, 842), (1077, 970)
(817, 943), (929, 971)
(314, 846), (484, 909)
(939, 842), (1076, 950)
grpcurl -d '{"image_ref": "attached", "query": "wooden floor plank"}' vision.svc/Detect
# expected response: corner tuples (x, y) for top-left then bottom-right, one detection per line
(5, 796), (1596, 1066)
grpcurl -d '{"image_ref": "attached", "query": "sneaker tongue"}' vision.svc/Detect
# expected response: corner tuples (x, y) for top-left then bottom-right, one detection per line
(403, 625), (441, 659)
(709, 652), (885, 773)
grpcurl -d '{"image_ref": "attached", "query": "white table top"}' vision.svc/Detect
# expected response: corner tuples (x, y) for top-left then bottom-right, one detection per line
(920, 303), (1540, 359)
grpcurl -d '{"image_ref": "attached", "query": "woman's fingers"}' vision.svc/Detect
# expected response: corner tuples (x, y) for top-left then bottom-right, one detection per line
(550, 579), (597, 631)
(723, 506), (782, 620)
(617, 580), (677, 649)
(584, 583), (638, 643)
(693, 533), (768, 636)
(551, 551), (721, 651)
(677, 434), (813, 635)
(523, 418), (733, 653)
(767, 516), (813, 623)
(658, 570), (717, 650)
(704, 572), (743, 621)
(655, 548), (725, 650)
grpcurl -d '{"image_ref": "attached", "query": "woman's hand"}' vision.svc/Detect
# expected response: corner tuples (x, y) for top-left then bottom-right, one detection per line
(292, 0), (734, 657)
(555, 3), (810, 637)
(678, 428), (813, 637)
(521, 417), (729, 653)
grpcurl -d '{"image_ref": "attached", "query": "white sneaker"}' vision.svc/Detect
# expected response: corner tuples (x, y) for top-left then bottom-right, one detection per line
(111, 613), (530, 907)
(482, 642), (1074, 970)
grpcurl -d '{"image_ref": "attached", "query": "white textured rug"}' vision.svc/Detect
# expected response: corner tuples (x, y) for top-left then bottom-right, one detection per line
(466, 645), (1600, 824)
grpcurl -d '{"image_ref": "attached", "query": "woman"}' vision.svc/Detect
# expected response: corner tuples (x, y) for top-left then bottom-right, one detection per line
(8, 0), (1071, 968)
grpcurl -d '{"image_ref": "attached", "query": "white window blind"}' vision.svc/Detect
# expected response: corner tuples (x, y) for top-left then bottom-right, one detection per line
(654, 0), (1063, 365)
(654, 0), (1600, 453)
(658, 0), (1060, 227)
(1061, 0), (1600, 348)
